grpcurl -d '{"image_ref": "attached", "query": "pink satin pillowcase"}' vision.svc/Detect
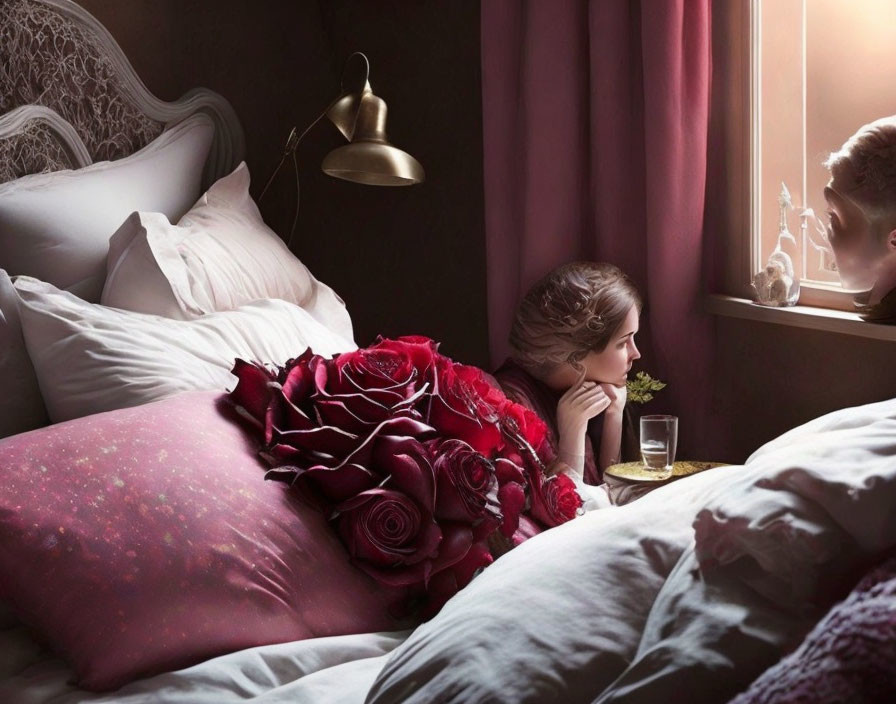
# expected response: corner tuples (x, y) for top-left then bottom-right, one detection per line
(0, 390), (406, 691)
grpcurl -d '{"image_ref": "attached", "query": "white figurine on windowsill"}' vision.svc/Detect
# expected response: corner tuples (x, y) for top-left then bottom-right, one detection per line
(752, 256), (797, 306)
(752, 182), (801, 307)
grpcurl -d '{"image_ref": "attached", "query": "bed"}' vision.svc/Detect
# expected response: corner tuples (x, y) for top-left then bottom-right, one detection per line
(2, 1), (896, 702)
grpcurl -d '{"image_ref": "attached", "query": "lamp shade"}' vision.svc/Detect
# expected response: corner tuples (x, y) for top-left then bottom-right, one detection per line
(322, 89), (424, 186)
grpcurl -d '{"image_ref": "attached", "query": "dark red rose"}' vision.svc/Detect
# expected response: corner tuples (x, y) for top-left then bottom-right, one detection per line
(369, 336), (440, 380)
(429, 439), (501, 529)
(492, 457), (527, 537)
(512, 514), (544, 547)
(429, 362), (503, 455)
(452, 364), (507, 415)
(335, 487), (442, 585)
(313, 346), (429, 435)
(229, 359), (277, 428)
(332, 347), (417, 395)
(421, 538), (493, 617)
(263, 350), (324, 442)
(529, 473), (583, 528)
(501, 400), (549, 461)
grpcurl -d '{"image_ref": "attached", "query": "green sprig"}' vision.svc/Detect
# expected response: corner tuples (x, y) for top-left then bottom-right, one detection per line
(626, 371), (666, 404)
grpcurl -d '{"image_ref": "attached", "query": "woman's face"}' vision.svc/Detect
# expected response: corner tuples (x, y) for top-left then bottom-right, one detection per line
(580, 304), (641, 386)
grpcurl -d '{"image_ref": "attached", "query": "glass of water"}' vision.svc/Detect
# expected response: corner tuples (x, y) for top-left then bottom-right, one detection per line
(639, 415), (678, 478)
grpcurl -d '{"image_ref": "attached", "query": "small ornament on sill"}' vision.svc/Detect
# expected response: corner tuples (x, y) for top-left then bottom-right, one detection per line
(751, 182), (801, 307)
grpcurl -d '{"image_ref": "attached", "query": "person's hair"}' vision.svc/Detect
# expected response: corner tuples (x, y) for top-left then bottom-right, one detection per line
(509, 261), (642, 378)
(825, 116), (896, 229)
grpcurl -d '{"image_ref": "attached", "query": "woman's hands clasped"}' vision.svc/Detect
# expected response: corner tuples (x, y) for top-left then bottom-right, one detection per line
(555, 369), (625, 476)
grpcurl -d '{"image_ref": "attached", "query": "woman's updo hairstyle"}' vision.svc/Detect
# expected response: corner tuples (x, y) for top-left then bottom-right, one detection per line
(509, 261), (642, 379)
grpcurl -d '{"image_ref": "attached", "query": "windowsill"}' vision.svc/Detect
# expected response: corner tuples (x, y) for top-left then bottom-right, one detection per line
(706, 294), (896, 342)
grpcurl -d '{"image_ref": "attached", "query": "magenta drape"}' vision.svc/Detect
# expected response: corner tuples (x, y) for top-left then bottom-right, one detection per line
(482, 0), (712, 455)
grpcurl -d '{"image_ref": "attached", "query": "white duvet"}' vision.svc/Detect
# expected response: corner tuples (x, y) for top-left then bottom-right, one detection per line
(3, 396), (895, 703)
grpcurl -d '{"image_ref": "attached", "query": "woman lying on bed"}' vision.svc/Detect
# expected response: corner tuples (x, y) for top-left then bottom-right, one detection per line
(492, 261), (641, 494)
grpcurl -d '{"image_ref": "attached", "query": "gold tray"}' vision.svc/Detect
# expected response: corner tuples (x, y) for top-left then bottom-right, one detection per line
(604, 460), (728, 482)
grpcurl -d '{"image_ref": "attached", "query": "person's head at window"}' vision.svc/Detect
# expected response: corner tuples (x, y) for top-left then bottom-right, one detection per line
(509, 261), (641, 391)
(824, 116), (896, 297)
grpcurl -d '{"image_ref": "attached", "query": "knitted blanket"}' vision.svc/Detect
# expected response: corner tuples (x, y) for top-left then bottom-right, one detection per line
(730, 555), (896, 703)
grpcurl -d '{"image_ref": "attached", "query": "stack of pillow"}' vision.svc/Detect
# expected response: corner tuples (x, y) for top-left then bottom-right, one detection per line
(0, 112), (355, 435)
(0, 114), (387, 692)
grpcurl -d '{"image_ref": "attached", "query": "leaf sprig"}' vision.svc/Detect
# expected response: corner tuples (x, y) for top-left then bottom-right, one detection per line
(626, 371), (666, 404)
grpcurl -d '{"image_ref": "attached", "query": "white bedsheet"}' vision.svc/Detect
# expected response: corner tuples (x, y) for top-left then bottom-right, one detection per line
(0, 626), (410, 704)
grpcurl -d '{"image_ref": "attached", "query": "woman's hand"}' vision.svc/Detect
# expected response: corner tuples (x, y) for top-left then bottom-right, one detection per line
(555, 369), (614, 476)
(600, 382), (626, 417)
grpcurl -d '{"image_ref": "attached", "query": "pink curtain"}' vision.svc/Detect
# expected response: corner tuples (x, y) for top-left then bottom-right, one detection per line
(482, 0), (713, 455)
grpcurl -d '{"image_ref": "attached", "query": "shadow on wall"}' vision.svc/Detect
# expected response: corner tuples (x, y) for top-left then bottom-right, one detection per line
(78, 0), (489, 367)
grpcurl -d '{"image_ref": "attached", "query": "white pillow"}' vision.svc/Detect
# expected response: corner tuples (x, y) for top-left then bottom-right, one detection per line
(0, 114), (214, 302)
(14, 277), (356, 424)
(0, 270), (48, 438)
(101, 162), (354, 341)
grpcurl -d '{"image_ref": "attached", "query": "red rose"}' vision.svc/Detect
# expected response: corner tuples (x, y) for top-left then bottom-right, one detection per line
(264, 351), (323, 442)
(422, 539), (493, 617)
(428, 361), (503, 455)
(313, 344), (432, 435)
(429, 439), (501, 531)
(229, 359), (276, 428)
(369, 336), (440, 380)
(501, 401), (549, 461)
(335, 488), (442, 580)
(493, 457), (527, 537)
(529, 473), (583, 527)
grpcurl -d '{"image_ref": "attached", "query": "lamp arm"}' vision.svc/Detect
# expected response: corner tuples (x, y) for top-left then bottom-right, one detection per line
(258, 97), (339, 203)
(256, 52), (373, 248)
(256, 92), (351, 248)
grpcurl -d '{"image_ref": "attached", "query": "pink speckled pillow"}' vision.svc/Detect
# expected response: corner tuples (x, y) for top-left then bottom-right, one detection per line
(0, 390), (407, 691)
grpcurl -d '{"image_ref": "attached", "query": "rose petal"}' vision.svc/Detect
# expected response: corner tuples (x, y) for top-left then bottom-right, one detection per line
(315, 392), (392, 425)
(373, 437), (435, 511)
(314, 399), (378, 435)
(274, 425), (359, 457)
(497, 481), (526, 538)
(300, 463), (380, 503)
(494, 457), (526, 486)
(229, 359), (275, 423)
(429, 395), (503, 455)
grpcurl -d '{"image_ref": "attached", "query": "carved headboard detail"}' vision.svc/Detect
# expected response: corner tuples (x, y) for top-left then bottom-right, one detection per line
(0, 0), (244, 186)
(0, 105), (91, 181)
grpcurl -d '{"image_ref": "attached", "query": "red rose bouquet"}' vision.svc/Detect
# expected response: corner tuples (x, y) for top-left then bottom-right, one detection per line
(228, 335), (582, 614)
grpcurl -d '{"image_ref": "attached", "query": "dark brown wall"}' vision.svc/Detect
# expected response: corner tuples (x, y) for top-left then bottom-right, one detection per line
(78, 0), (489, 367)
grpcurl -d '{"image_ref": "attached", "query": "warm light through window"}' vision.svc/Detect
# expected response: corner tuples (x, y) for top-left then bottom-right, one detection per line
(753, 0), (896, 305)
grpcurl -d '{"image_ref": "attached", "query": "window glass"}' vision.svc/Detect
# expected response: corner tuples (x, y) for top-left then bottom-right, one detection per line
(755, 0), (896, 296)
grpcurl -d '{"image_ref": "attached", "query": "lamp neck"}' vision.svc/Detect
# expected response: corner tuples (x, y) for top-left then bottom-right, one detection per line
(353, 92), (388, 143)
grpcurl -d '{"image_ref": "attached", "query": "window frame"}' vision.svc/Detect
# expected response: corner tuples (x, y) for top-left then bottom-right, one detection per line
(710, 0), (856, 312)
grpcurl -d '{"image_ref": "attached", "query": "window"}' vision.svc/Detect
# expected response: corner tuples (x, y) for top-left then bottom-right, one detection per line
(751, 0), (896, 309)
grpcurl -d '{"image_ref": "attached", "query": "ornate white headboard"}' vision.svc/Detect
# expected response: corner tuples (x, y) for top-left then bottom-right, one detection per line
(0, 0), (244, 185)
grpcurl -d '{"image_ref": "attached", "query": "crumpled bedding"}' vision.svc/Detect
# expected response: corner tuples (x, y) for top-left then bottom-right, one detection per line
(3, 396), (896, 703)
